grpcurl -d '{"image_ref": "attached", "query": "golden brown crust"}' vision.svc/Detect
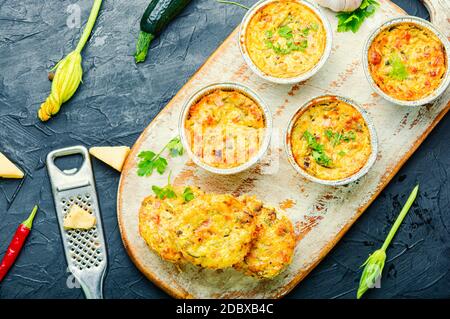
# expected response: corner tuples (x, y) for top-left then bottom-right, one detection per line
(235, 206), (296, 279)
(138, 190), (296, 278)
(174, 194), (256, 269)
(138, 186), (204, 263)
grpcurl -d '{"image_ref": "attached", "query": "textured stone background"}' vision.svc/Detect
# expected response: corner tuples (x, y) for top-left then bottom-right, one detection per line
(0, 0), (448, 299)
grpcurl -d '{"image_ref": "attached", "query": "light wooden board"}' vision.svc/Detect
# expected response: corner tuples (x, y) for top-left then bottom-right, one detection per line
(117, 0), (450, 298)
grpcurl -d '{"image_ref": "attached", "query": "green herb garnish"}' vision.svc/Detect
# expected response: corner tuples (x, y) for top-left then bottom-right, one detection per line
(152, 184), (176, 200)
(388, 54), (409, 80)
(266, 39), (307, 55)
(325, 130), (356, 146)
(336, 0), (379, 33)
(303, 131), (332, 167)
(357, 185), (419, 299)
(338, 150), (347, 156)
(152, 172), (196, 203)
(167, 136), (184, 157)
(300, 27), (310, 36)
(265, 23), (308, 55)
(182, 187), (195, 202)
(152, 172), (176, 199)
(137, 136), (183, 177)
(138, 151), (168, 176)
(278, 25), (293, 39)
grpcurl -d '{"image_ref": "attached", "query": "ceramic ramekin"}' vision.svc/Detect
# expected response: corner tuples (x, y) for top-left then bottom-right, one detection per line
(363, 16), (450, 106)
(285, 95), (378, 186)
(179, 82), (272, 175)
(238, 0), (333, 84)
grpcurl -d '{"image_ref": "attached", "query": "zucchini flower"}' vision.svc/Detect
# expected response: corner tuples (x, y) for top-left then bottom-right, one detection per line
(357, 185), (419, 299)
(38, 0), (103, 121)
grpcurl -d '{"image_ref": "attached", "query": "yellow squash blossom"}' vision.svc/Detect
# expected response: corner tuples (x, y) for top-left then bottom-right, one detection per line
(38, 0), (102, 121)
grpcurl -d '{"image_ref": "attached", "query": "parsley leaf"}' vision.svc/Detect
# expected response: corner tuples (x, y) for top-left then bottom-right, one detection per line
(137, 151), (168, 176)
(388, 55), (409, 80)
(265, 30), (273, 38)
(137, 136), (184, 177)
(336, 0), (379, 33)
(167, 136), (184, 157)
(152, 185), (176, 200)
(325, 130), (356, 146)
(300, 27), (310, 36)
(278, 25), (293, 39)
(182, 187), (195, 202)
(303, 131), (332, 168)
(151, 171), (177, 200)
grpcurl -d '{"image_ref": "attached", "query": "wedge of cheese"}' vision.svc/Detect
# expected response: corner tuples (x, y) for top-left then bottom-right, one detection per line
(64, 205), (96, 230)
(0, 152), (24, 178)
(89, 146), (130, 172)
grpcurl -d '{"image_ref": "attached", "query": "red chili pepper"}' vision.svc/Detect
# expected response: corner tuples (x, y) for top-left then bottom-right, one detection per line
(0, 205), (38, 282)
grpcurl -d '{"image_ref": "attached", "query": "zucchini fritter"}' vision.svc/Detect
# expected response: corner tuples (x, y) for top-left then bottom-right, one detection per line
(139, 186), (203, 263)
(138, 188), (296, 279)
(174, 194), (256, 269)
(236, 199), (296, 279)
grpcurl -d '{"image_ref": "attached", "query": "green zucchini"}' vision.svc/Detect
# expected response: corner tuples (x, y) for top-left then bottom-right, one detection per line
(134, 0), (192, 63)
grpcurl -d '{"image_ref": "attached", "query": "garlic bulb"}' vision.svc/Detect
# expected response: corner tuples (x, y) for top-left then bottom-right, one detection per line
(315, 0), (363, 12)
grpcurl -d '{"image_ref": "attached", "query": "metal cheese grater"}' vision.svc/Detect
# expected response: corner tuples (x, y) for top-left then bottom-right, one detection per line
(47, 145), (107, 299)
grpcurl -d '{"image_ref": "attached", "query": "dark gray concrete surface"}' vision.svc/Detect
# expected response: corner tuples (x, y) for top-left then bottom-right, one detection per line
(0, 0), (447, 299)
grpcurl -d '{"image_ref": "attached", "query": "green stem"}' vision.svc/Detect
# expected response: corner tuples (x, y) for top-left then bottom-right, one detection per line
(21, 205), (39, 229)
(381, 185), (419, 251)
(216, 0), (250, 10)
(75, 0), (103, 53)
(134, 31), (155, 63)
(167, 170), (172, 185)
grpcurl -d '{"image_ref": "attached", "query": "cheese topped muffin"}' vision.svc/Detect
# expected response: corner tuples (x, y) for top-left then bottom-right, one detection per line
(184, 89), (265, 169)
(245, 0), (327, 78)
(290, 97), (372, 181)
(368, 22), (447, 101)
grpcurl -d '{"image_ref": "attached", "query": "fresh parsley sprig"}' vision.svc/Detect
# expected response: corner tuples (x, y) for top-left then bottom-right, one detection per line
(303, 131), (332, 168)
(152, 171), (196, 203)
(137, 136), (183, 177)
(336, 0), (379, 33)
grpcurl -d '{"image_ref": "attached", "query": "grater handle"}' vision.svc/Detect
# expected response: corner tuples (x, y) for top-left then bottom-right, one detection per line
(47, 146), (93, 191)
(80, 280), (104, 299)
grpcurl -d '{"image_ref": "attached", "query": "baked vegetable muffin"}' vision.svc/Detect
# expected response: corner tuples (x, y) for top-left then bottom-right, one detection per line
(368, 22), (447, 101)
(184, 89), (265, 169)
(289, 96), (372, 181)
(245, 0), (327, 78)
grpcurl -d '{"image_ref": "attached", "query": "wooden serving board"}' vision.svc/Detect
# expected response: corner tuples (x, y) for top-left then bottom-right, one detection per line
(117, 0), (450, 298)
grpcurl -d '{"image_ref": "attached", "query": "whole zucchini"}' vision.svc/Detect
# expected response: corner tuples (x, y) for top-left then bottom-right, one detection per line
(135, 0), (192, 63)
